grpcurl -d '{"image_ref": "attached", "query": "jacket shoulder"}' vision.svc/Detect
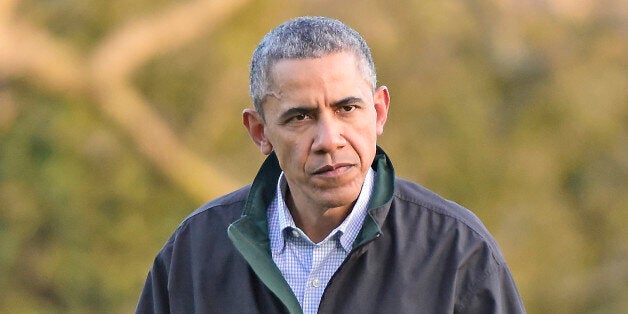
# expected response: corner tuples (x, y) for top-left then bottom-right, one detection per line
(392, 177), (503, 260)
(167, 185), (252, 237)
(152, 185), (251, 259)
(185, 185), (251, 219)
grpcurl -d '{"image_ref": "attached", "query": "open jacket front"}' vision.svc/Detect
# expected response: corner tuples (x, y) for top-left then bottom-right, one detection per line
(137, 147), (525, 314)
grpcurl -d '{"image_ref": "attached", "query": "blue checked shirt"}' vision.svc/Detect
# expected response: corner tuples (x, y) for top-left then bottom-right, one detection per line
(267, 169), (375, 313)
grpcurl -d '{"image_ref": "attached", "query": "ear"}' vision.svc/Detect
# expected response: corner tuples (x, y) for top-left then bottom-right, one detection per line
(373, 86), (390, 135)
(243, 108), (273, 155)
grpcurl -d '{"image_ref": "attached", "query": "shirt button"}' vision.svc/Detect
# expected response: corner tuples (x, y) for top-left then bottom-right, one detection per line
(312, 278), (321, 288)
(291, 229), (300, 238)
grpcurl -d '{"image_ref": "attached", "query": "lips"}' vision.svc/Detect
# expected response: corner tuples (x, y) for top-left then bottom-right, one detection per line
(312, 163), (354, 175)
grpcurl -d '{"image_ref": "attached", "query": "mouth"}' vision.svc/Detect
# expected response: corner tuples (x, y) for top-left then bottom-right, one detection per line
(312, 163), (354, 176)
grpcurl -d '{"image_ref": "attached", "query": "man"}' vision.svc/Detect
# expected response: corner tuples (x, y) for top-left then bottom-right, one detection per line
(137, 16), (525, 313)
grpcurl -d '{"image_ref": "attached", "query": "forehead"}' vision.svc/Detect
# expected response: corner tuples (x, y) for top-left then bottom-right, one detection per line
(267, 52), (370, 97)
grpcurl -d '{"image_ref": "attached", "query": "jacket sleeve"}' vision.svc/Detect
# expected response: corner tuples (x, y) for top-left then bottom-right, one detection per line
(136, 243), (173, 314)
(455, 253), (525, 314)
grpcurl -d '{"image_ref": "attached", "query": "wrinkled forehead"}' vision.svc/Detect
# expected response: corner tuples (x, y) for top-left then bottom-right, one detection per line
(265, 50), (371, 90)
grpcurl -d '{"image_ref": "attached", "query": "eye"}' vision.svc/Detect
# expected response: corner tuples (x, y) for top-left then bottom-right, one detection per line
(339, 105), (357, 113)
(284, 112), (311, 124)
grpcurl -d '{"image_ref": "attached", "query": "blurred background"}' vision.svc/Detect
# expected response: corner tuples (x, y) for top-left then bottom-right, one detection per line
(1, 0), (626, 312)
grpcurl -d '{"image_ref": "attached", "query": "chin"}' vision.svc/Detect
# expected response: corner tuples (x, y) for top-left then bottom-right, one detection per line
(315, 188), (361, 209)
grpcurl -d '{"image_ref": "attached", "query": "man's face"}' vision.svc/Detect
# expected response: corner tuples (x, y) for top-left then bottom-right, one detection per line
(245, 51), (389, 211)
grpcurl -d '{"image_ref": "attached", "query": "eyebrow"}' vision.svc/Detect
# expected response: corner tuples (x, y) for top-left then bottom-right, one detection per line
(331, 96), (363, 107)
(277, 97), (365, 122)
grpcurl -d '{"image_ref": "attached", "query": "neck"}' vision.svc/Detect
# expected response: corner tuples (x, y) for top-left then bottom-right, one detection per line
(286, 190), (354, 243)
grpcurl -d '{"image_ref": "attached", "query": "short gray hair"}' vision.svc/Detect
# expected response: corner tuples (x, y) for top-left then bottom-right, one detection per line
(249, 16), (377, 115)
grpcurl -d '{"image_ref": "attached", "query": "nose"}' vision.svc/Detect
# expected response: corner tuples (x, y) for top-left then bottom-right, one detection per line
(311, 116), (346, 153)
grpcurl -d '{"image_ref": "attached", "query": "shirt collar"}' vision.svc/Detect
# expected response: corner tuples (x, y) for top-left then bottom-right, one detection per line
(268, 168), (376, 254)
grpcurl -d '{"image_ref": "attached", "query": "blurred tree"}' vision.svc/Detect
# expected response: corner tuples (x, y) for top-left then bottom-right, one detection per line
(0, 0), (625, 312)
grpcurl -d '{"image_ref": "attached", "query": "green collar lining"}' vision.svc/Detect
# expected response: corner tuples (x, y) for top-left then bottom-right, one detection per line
(227, 146), (395, 313)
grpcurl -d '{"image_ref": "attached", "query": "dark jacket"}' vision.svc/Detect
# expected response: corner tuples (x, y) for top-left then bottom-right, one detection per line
(137, 148), (525, 313)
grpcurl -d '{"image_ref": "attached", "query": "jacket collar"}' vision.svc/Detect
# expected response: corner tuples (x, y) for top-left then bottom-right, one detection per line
(241, 146), (394, 224)
(227, 146), (395, 313)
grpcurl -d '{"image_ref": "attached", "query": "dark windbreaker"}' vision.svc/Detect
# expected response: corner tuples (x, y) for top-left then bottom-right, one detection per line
(137, 147), (525, 313)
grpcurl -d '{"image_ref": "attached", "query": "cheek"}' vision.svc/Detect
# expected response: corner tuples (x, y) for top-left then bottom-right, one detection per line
(273, 137), (309, 170)
(348, 123), (378, 159)
(350, 117), (378, 140)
